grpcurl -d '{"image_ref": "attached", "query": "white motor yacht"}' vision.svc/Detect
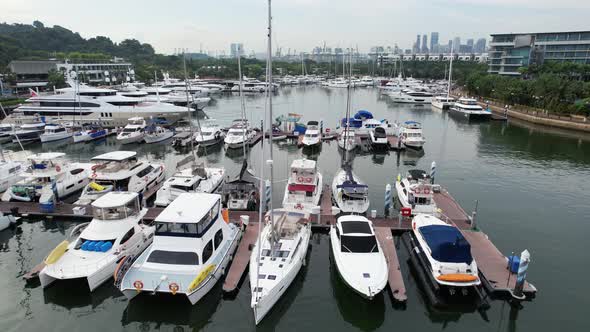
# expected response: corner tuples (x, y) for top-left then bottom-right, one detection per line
(301, 121), (321, 147)
(118, 193), (241, 304)
(1, 153), (91, 203)
(281, 159), (323, 213)
(332, 166), (370, 214)
(369, 127), (388, 149)
(39, 192), (154, 291)
(73, 124), (108, 143)
(116, 117), (147, 144)
(337, 130), (357, 151)
(411, 214), (480, 288)
(395, 169), (437, 216)
(431, 96), (455, 110)
(144, 125), (174, 144)
(195, 119), (225, 147)
(399, 121), (425, 149)
(449, 98), (491, 120)
(224, 119), (255, 149)
(0, 124), (15, 143)
(330, 215), (388, 299)
(250, 209), (311, 324)
(0, 158), (25, 193)
(40, 124), (73, 143)
(12, 121), (46, 143)
(154, 164), (225, 207)
(389, 89), (433, 104)
(75, 151), (165, 205)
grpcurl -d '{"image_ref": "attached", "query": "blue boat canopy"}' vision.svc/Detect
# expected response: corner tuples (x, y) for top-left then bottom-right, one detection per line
(419, 225), (473, 264)
(354, 110), (373, 120)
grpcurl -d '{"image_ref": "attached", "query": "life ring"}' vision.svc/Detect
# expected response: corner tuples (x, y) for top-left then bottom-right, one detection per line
(133, 280), (144, 291)
(169, 282), (179, 295)
(91, 165), (99, 171)
(55, 165), (61, 172)
(91, 173), (97, 179)
(160, 165), (164, 172)
(305, 177), (313, 183)
(414, 187), (421, 194)
(297, 176), (304, 182)
(144, 176), (149, 182)
(424, 188), (430, 194)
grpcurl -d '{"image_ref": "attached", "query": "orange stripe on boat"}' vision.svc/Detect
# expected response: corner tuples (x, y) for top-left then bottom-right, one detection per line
(436, 274), (478, 282)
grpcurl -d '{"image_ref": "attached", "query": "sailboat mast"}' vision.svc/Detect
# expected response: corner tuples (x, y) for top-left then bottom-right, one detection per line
(447, 43), (454, 99)
(237, 46), (248, 156)
(183, 54), (198, 162)
(266, 0), (277, 243)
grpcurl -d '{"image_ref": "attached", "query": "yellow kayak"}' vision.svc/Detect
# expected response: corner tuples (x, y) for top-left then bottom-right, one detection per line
(45, 240), (69, 265)
(187, 264), (216, 292)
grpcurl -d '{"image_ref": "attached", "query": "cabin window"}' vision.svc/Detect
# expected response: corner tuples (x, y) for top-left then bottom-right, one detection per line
(214, 229), (223, 249)
(340, 235), (379, 253)
(336, 227), (340, 239)
(415, 197), (430, 205)
(70, 168), (85, 175)
(136, 165), (154, 178)
(120, 228), (135, 245)
(202, 240), (213, 263)
(147, 250), (199, 265)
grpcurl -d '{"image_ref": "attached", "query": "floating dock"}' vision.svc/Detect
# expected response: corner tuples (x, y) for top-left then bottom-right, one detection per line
(374, 227), (407, 302)
(222, 221), (260, 293)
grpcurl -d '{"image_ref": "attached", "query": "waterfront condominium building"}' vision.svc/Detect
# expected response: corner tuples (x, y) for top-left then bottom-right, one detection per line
(488, 31), (590, 75)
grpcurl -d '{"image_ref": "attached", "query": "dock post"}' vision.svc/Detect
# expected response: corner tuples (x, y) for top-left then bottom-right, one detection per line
(471, 199), (478, 229)
(264, 180), (271, 212)
(430, 161), (436, 184)
(384, 184), (392, 215)
(510, 250), (530, 300)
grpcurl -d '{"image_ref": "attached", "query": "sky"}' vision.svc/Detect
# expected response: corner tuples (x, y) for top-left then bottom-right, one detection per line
(2, 0), (590, 55)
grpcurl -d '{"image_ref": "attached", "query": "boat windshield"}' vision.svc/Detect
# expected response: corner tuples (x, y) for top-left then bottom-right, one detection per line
(340, 235), (379, 253)
(230, 130), (245, 136)
(147, 250), (200, 265)
(92, 199), (139, 220)
(122, 128), (139, 133)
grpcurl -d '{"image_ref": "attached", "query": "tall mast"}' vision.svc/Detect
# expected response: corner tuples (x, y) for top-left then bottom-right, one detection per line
(183, 54), (198, 164)
(447, 43), (454, 99)
(237, 46), (247, 157)
(266, 0), (277, 244)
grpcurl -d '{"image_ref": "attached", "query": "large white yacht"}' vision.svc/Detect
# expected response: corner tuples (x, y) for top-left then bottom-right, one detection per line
(301, 121), (321, 148)
(144, 125), (174, 144)
(332, 166), (370, 214)
(2, 83), (191, 129)
(389, 89), (433, 104)
(250, 209), (311, 324)
(118, 193), (241, 304)
(395, 169), (437, 216)
(1, 153), (91, 203)
(431, 96), (455, 110)
(224, 119), (255, 149)
(154, 163), (225, 207)
(75, 151), (165, 205)
(330, 215), (388, 299)
(398, 121), (426, 149)
(411, 214), (480, 288)
(39, 192), (154, 291)
(282, 159), (323, 213)
(449, 98), (491, 120)
(116, 117), (147, 144)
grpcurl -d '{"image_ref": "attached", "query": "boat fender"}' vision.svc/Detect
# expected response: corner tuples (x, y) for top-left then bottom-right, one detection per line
(100, 242), (112, 252)
(81, 240), (91, 251)
(89, 182), (105, 191)
(188, 264), (216, 292)
(45, 240), (69, 265)
(94, 241), (105, 252)
(133, 280), (144, 292)
(169, 282), (179, 295)
(222, 209), (229, 223)
(55, 165), (61, 172)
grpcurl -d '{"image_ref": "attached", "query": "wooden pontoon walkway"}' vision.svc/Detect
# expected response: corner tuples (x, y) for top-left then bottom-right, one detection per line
(222, 222), (260, 293)
(374, 227), (407, 302)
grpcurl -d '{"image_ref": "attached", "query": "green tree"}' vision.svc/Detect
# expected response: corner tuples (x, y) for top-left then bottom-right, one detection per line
(47, 69), (66, 89)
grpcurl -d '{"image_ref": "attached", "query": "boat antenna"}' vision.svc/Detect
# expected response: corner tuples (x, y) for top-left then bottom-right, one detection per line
(182, 53), (199, 166)
(237, 45), (248, 157)
(447, 43), (454, 99)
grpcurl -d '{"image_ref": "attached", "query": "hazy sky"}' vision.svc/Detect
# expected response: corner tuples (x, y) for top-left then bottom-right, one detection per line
(3, 0), (589, 54)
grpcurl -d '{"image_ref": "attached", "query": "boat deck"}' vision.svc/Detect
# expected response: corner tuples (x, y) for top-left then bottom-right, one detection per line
(374, 227), (407, 302)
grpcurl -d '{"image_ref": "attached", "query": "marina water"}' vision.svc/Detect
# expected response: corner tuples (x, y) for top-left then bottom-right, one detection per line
(1, 86), (589, 331)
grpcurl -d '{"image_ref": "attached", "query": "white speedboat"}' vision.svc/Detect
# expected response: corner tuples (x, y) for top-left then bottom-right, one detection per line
(399, 121), (425, 149)
(154, 164), (225, 207)
(281, 159), (323, 213)
(39, 192), (153, 291)
(195, 119), (225, 147)
(0, 124), (15, 143)
(330, 215), (388, 299)
(224, 119), (255, 149)
(221, 161), (258, 211)
(118, 193), (241, 304)
(0, 158), (25, 193)
(331, 167), (370, 214)
(116, 117), (147, 144)
(301, 121), (321, 147)
(411, 214), (480, 288)
(338, 130), (357, 152)
(369, 127), (388, 149)
(449, 98), (491, 121)
(389, 89), (433, 104)
(1, 153), (91, 203)
(12, 121), (46, 143)
(144, 125), (174, 144)
(75, 151), (165, 205)
(431, 96), (455, 110)
(73, 124), (108, 143)
(40, 124), (73, 143)
(250, 209), (311, 324)
(395, 169), (437, 216)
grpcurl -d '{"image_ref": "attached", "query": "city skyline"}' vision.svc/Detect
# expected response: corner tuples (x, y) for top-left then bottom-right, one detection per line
(3, 0), (590, 55)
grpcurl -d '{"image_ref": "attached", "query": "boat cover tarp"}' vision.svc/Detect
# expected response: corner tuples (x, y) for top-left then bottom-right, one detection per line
(341, 117), (362, 128)
(419, 225), (473, 264)
(354, 110), (373, 120)
(288, 184), (315, 192)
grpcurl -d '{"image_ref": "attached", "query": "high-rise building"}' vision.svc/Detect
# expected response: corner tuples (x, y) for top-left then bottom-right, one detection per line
(414, 35), (421, 53)
(488, 31), (590, 75)
(448, 40), (454, 52)
(230, 43), (244, 58)
(430, 32), (439, 53)
(475, 38), (487, 53)
(466, 39), (474, 53)
(422, 34), (428, 53)
(453, 37), (461, 51)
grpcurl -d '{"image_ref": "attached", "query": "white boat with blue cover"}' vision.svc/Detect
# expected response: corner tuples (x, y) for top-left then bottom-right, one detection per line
(117, 193), (241, 304)
(39, 192), (153, 291)
(331, 166), (370, 214)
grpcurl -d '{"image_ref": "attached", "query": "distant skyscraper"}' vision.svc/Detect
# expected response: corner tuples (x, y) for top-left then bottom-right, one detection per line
(448, 40), (454, 53)
(230, 43), (244, 57)
(453, 37), (461, 51)
(430, 32), (439, 53)
(466, 38), (474, 53)
(474, 38), (487, 53)
(422, 34), (428, 53)
(415, 34), (421, 53)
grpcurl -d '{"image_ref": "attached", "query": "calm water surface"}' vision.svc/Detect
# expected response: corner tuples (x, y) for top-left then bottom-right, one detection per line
(1, 87), (589, 331)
